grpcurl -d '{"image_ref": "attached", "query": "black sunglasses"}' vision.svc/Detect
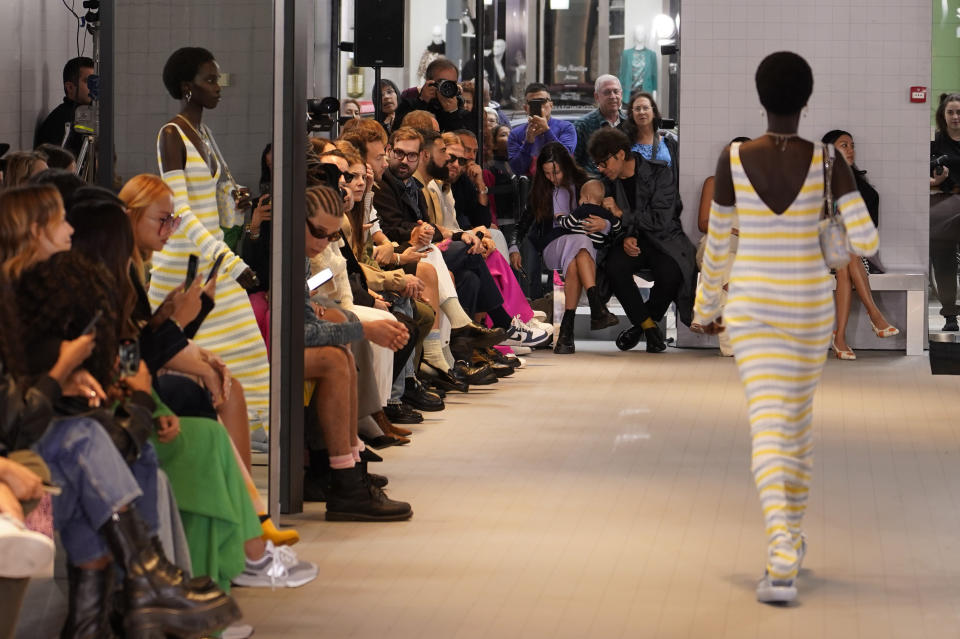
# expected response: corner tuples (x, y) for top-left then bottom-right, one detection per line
(305, 218), (341, 241)
(446, 155), (469, 166)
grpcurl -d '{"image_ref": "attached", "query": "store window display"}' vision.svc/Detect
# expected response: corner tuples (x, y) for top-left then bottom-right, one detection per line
(417, 26), (446, 86)
(619, 25), (658, 97)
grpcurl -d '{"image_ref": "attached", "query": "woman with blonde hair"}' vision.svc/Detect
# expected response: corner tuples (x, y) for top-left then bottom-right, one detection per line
(1, 152), (48, 190)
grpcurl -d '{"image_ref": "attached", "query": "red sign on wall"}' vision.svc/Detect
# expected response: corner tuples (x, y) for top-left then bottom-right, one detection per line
(911, 86), (928, 103)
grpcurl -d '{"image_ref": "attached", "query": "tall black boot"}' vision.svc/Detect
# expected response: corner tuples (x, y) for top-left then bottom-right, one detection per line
(586, 287), (619, 330)
(61, 565), (117, 639)
(102, 508), (240, 638)
(325, 465), (413, 522)
(554, 310), (576, 354)
(304, 449), (331, 502)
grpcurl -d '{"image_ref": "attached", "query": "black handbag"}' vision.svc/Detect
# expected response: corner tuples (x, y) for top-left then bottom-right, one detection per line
(55, 395), (154, 464)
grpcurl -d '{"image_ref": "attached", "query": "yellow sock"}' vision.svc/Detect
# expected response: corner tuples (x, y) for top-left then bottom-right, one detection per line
(640, 318), (657, 330)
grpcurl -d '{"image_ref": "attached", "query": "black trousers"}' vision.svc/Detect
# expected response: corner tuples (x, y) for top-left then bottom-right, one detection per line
(604, 241), (683, 327)
(441, 240), (504, 315)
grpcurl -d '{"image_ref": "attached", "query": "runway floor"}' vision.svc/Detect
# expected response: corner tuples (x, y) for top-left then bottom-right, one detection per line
(240, 342), (960, 639)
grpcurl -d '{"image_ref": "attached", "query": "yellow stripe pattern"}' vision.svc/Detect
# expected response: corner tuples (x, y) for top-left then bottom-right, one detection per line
(693, 143), (879, 581)
(148, 123), (270, 429)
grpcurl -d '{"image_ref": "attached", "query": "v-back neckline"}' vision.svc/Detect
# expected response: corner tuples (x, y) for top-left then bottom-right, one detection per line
(736, 142), (818, 216)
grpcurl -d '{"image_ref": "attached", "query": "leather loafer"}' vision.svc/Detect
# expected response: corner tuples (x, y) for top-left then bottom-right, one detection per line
(644, 326), (667, 353)
(450, 323), (507, 349)
(360, 434), (406, 450)
(383, 403), (424, 424)
(373, 409), (413, 437)
(472, 352), (514, 378)
(452, 360), (498, 385)
(484, 347), (521, 369)
(615, 325), (644, 351)
(421, 361), (469, 393)
(402, 378), (445, 412)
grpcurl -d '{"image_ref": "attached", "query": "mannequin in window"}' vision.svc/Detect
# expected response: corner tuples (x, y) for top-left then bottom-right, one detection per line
(417, 26), (446, 86)
(461, 38), (511, 105)
(618, 25), (658, 96)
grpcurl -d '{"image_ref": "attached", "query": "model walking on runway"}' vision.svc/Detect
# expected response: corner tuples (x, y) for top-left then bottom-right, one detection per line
(692, 52), (879, 603)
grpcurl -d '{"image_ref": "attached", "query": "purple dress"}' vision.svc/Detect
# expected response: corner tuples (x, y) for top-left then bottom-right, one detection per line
(542, 185), (596, 274)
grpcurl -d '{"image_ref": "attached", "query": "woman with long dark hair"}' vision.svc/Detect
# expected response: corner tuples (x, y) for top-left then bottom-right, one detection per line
(929, 92), (960, 330)
(518, 142), (617, 353)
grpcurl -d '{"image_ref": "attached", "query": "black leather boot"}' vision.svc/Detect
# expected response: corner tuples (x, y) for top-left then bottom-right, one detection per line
(304, 449), (331, 502)
(554, 310), (576, 354)
(325, 465), (413, 522)
(61, 565), (117, 639)
(586, 287), (619, 330)
(102, 508), (240, 638)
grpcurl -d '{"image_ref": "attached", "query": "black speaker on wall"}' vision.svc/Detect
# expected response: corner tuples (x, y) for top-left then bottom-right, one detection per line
(354, 0), (405, 68)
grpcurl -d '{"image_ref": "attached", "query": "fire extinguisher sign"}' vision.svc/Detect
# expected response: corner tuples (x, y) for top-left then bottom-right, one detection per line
(910, 86), (927, 103)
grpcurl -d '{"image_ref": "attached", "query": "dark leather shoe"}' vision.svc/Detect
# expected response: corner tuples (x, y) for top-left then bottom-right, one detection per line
(383, 403), (424, 424)
(590, 308), (619, 331)
(644, 326), (667, 353)
(360, 433), (406, 449)
(373, 409), (413, 436)
(402, 377), (445, 411)
(421, 362), (469, 393)
(472, 352), (514, 378)
(452, 360), (498, 385)
(450, 323), (507, 349)
(944, 315), (959, 331)
(360, 448), (383, 463)
(484, 346), (521, 368)
(615, 325), (644, 351)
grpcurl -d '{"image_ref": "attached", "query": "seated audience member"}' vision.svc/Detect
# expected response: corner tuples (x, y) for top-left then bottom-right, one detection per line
(35, 143), (77, 172)
(574, 75), (627, 176)
(395, 57), (474, 133)
(401, 109), (440, 134)
(342, 98), (362, 119)
(696, 137), (750, 357)
(507, 83), (577, 176)
(453, 128), (508, 238)
(820, 129), (897, 359)
(34, 56), (94, 157)
(519, 144), (618, 354)
(620, 91), (681, 211)
(2, 151), (48, 190)
(374, 78), (401, 135)
(238, 144), (273, 348)
(589, 127), (697, 353)
(301, 185), (414, 521)
(30, 167), (86, 207)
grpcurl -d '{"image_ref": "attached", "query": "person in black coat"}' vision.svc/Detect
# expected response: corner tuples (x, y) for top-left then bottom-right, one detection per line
(394, 58), (475, 134)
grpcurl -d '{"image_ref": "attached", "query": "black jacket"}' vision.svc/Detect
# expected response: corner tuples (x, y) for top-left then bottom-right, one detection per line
(0, 363), (60, 453)
(34, 98), (85, 157)
(373, 170), (439, 247)
(395, 88), (476, 134)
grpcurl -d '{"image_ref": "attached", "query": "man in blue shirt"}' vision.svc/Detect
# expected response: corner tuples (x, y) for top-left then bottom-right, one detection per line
(506, 83), (577, 176)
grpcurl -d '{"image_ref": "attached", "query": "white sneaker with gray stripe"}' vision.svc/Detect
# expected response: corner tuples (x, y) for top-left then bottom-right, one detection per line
(231, 540), (317, 589)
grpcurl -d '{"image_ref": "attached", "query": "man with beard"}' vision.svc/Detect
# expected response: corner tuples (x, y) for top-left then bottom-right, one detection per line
(373, 127), (507, 384)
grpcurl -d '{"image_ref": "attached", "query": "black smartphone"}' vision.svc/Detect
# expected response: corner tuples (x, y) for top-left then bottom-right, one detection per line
(118, 339), (141, 378)
(81, 309), (103, 336)
(206, 253), (226, 284)
(528, 99), (545, 118)
(184, 254), (199, 289)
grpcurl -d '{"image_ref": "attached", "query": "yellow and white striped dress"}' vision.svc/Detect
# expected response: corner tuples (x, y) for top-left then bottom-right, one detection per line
(148, 123), (270, 429)
(694, 142), (878, 581)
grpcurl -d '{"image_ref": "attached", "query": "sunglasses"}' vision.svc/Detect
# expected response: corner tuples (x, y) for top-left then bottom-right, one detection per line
(391, 148), (420, 162)
(305, 218), (341, 241)
(157, 213), (182, 234)
(446, 155), (469, 166)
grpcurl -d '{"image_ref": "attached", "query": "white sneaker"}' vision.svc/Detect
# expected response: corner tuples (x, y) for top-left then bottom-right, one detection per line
(531, 310), (547, 322)
(0, 513), (55, 578)
(232, 540), (318, 589)
(530, 318), (554, 336)
(512, 346), (533, 355)
(220, 623), (255, 638)
(755, 571), (797, 603)
(502, 315), (551, 348)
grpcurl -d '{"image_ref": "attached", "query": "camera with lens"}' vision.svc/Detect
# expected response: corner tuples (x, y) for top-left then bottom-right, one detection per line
(307, 97), (340, 133)
(931, 154), (949, 177)
(434, 79), (460, 99)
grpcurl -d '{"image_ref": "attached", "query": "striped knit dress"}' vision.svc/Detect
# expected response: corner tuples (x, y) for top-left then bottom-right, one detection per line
(148, 123), (270, 429)
(694, 142), (878, 581)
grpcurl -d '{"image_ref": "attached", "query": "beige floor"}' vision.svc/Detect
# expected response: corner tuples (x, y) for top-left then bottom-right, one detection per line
(239, 343), (960, 639)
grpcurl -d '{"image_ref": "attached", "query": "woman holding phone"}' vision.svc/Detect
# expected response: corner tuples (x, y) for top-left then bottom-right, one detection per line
(152, 47), (270, 432)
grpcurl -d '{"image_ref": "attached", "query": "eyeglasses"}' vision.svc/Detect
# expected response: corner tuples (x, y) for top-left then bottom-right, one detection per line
(632, 105), (653, 113)
(595, 153), (616, 170)
(305, 219), (341, 241)
(156, 213), (181, 234)
(446, 155), (469, 166)
(391, 148), (420, 162)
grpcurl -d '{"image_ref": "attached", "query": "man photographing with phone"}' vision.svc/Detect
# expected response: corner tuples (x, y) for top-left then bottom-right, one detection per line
(507, 83), (578, 177)
(394, 58), (474, 134)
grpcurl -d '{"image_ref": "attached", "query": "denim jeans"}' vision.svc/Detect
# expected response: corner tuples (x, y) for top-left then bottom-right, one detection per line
(32, 417), (152, 565)
(390, 297), (416, 404)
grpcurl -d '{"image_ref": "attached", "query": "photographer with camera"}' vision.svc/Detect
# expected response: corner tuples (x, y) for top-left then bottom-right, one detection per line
(33, 57), (94, 158)
(930, 93), (960, 330)
(506, 83), (577, 177)
(395, 58), (474, 134)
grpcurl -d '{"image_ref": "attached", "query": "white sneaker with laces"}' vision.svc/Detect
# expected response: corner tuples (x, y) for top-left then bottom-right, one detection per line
(502, 315), (551, 348)
(530, 318), (554, 336)
(531, 310), (547, 323)
(231, 540), (318, 589)
(0, 513), (55, 578)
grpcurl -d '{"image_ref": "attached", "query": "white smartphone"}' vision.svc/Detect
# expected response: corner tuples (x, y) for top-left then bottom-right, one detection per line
(307, 267), (333, 291)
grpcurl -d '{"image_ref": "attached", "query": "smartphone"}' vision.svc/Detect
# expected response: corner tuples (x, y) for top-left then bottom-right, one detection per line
(528, 99), (545, 118)
(206, 253), (226, 284)
(262, 194), (272, 207)
(415, 244), (432, 253)
(307, 267), (333, 291)
(81, 309), (103, 336)
(184, 254), (199, 289)
(118, 339), (141, 378)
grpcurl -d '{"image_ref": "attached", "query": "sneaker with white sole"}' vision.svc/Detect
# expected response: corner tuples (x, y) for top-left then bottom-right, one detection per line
(756, 571), (797, 604)
(219, 623), (255, 638)
(512, 345), (532, 355)
(0, 513), (55, 578)
(502, 315), (551, 348)
(531, 310), (547, 323)
(231, 540), (317, 589)
(530, 318), (554, 336)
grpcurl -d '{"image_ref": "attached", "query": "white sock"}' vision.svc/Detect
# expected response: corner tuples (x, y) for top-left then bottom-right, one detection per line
(423, 330), (448, 371)
(440, 298), (473, 329)
(442, 343), (455, 369)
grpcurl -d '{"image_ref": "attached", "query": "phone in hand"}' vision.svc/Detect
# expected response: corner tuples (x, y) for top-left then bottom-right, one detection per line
(528, 99), (545, 118)
(307, 267), (333, 292)
(81, 309), (103, 336)
(184, 254), (199, 289)
(118, 339), (141, 378)
(206, 253), (226, 284)
(415, 244), (432, 253)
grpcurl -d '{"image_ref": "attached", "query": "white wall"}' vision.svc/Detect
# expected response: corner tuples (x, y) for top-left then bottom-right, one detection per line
(0, 2), (85, 152)
(678, 0), (932, 271)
